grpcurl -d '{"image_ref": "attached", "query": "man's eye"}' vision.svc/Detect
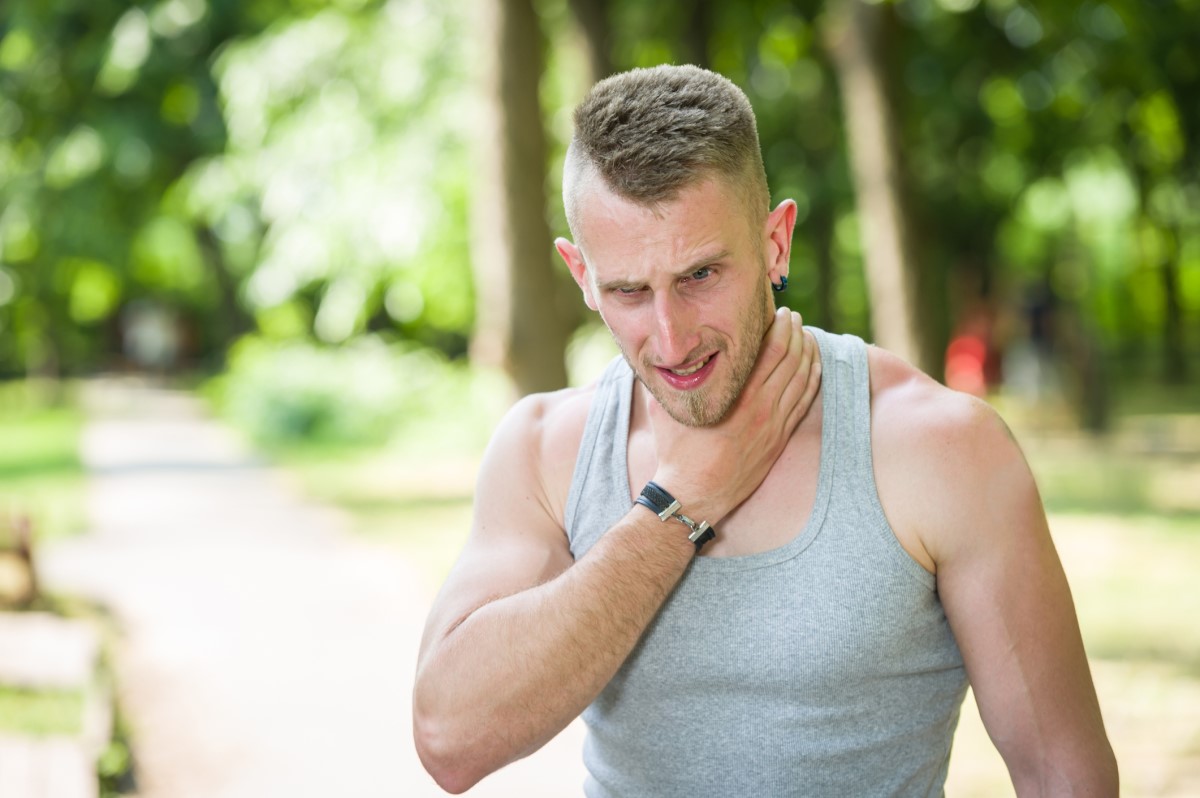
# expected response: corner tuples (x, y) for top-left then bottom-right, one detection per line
(616, 286), (643, 295)
(681, 267), (712, 284)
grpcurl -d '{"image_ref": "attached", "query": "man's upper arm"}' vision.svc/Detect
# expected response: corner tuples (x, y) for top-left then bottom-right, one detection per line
(417, 392), (579, 659)
(914, 393), (1117, 791)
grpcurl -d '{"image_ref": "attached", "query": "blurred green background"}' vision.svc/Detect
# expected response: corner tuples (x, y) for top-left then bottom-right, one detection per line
(2, 0), (1197, 414)
(1, 0), (1198, 794)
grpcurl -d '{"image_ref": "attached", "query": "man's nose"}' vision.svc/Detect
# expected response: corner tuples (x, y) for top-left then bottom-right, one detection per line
(653, 294), (698, 365)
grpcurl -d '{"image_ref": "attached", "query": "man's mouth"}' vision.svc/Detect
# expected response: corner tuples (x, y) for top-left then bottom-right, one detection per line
(655, 353), (718, 390)
(668, 355), (713, 376)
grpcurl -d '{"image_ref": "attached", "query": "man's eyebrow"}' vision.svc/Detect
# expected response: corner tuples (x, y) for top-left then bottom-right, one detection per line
(596, 249), (731, 292)
(596, 277), (641, 292)
(676, 249), (730, 277)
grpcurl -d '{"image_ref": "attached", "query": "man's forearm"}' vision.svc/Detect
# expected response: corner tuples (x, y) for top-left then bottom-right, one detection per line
(413, 507), (694, 793)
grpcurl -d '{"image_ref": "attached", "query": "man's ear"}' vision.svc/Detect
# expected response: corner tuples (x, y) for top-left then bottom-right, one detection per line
(763, 199), (798, 287)
(555, 237), (598, 311)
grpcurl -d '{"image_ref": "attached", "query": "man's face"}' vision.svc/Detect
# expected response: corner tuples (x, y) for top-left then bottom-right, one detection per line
(561, 176), (776, 427)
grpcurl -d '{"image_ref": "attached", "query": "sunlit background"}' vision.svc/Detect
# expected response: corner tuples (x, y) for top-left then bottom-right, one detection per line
(0, 0), (1197, 795)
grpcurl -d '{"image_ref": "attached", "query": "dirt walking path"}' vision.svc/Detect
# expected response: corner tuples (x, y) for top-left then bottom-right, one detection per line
(39, 379), (584, 798)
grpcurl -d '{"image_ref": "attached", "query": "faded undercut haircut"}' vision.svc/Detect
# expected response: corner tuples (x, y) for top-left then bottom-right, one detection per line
(564, 64), (770, 243)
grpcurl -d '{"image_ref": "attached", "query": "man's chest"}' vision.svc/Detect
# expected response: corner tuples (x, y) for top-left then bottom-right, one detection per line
(624, 415), (824, 558)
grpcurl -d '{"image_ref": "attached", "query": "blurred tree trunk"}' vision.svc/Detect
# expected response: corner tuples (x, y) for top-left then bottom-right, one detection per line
(1062, 303), (1111, 433)
(27, 267), (62, 382)
(1143, 222), (1187, 385)
(824, 0), (936, 376)
(196, 226), (253, 363)
(471, 0), (571, 396)
(811, 207), (837, 332)
(1136, 171), (1187, 384)
(682, 0), (713, 68)
(1161, 251), (1186, 383)
(567, 0), (613, 83)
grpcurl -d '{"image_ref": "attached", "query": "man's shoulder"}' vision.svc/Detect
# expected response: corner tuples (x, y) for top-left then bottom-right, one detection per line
(866, 344), (1011, 454)
(504, 382), (598, 459)
(484, 378), (605, 526)
(865, 344), (1031, 564)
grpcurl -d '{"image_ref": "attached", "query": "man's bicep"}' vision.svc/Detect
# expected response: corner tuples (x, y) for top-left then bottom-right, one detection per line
(935, 428), (1114, 787)
(938, 485), (1085, 735)
(418, 397), (576, 657)
(424, 519), (573, 643)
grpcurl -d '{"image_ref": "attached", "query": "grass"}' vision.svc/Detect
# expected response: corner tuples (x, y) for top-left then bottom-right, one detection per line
(281, 447), (1200, 793)
(0, 381), (95, 744)
(236, 373), (1200, 795)
(0, 686), (84, 735)
(277, 445), (478, 584)
(0, 381), (87, 544)
(946, 388), (1200, 794)
(945, 509), (1200, 795)
(13, 368), (1183, 792)
(1057, 514), (1200, 667)
(232, 361), (503, 583)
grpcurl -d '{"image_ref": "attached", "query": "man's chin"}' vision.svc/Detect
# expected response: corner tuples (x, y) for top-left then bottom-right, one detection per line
(666, 406), (723, 428)
(625, 354), (733, 427)
(641, 379), (727, 428)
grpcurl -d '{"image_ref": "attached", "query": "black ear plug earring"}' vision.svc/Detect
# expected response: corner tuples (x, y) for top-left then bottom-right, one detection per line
(772, 275), (788, 292)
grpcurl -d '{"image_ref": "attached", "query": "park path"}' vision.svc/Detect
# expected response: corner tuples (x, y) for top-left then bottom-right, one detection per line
(39, 379), (584, 798)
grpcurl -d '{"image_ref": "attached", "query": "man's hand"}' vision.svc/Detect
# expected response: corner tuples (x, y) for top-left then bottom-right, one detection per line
(650, 307), (820, 523)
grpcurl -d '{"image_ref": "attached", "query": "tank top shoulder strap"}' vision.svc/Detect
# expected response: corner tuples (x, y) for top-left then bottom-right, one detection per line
(811, 326), (936, 589)
(564, 356), (634, 553)
(808, 326), (870, 484)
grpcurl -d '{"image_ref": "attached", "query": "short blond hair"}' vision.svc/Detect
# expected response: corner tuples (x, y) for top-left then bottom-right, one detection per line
(564, 65), (769, 240)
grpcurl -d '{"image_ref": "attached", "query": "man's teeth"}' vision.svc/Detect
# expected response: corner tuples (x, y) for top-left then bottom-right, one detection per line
(670, 356), (711, 376)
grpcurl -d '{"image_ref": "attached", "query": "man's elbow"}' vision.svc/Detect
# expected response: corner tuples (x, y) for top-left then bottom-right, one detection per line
(1008, 743), (1119, 797)
(1057, 737), (1119, 797)
(1085, 743), (1120, 797)
(412, 696), (501, 792)
(413, 710), (490, 794)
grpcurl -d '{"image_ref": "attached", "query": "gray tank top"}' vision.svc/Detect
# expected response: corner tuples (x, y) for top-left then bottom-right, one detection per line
(563, 327), (968, 797)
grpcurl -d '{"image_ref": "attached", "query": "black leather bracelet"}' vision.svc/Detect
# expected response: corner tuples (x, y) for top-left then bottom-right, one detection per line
(634, 481), (717, 551)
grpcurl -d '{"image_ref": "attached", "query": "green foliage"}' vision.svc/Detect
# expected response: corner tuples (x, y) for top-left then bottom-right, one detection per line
(890, 0), (1200, 374)
(183, 0), (476, 354)
(2, 0), (1196, 424)
(210, 334), (509, 451)
(0, 0), (241, 376)
(213, 335), (415, 445)
(0, 0), (474, 377)
(98, 709), (135, 798)
(98, 741), (133, 797)
(592, 0), (1200, 392)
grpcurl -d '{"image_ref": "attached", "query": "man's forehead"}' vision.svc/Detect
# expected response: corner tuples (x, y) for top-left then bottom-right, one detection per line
(578, 174), (744, 241)
(576, 181), (663, 234)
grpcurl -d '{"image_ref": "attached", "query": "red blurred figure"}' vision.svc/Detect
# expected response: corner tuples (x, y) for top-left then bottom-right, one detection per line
(946, 334), (987, 395)
(945, 303), (1001, 396)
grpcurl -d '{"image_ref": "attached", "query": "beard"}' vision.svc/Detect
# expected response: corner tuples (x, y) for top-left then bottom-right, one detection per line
(616, 280), (773, 428)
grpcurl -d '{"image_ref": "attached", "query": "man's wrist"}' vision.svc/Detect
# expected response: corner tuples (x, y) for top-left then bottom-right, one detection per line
(634, 481), (717, 552)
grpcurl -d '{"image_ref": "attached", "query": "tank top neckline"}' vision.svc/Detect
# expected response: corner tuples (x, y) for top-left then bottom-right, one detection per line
(612, 327), (840, 573)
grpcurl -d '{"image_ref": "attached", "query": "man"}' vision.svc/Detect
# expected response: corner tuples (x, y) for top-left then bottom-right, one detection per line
(414, 65), (1117, 796)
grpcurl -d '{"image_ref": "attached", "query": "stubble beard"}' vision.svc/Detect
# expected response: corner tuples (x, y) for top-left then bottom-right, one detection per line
(622, 282), (773, 428)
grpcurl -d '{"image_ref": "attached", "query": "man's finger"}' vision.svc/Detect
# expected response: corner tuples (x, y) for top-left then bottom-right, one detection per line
(758, 310), (806, 398)
(782, 332), (821, 430)
(755, 307), (793, 381)
(776, 322), (812, 408)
